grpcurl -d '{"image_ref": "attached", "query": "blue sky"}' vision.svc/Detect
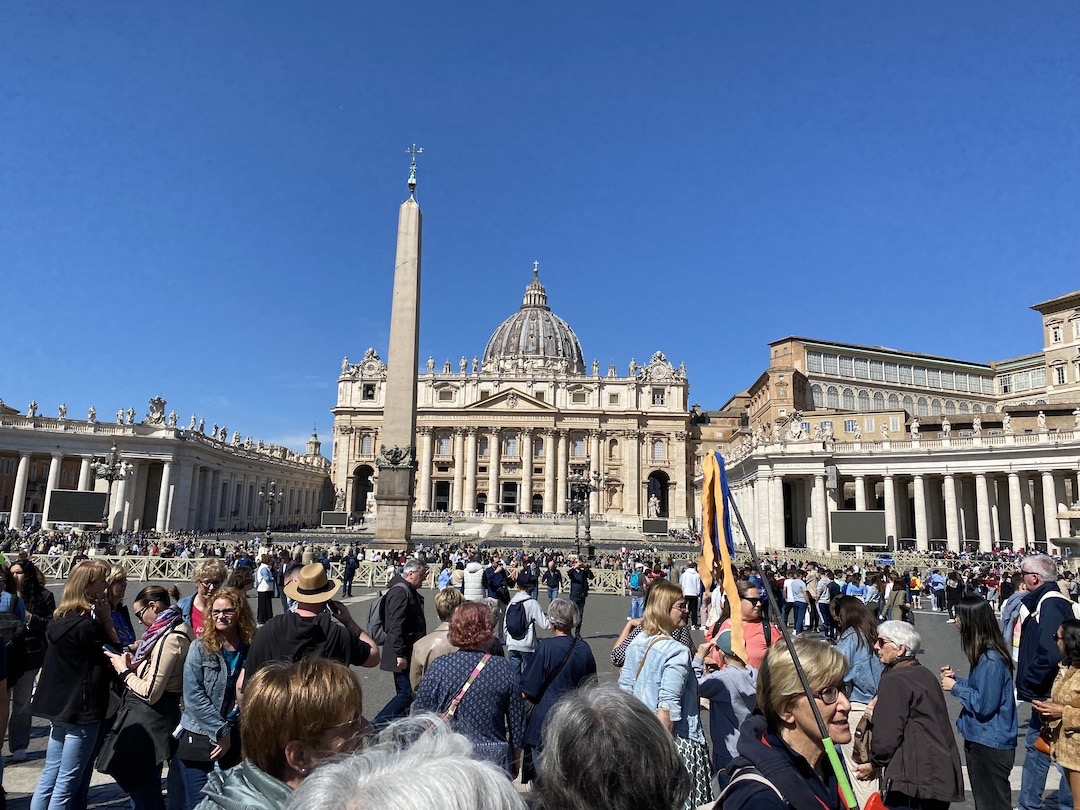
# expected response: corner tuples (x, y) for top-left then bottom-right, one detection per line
(2, 2), (1078, 453)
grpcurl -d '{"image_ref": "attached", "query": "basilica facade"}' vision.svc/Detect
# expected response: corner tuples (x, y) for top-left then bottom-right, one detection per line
(331, 268), (694, 527)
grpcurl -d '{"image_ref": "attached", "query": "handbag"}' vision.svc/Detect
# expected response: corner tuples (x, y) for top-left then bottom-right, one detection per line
(852, 711), (873, 764)
(865, 791), (887, 810)
(1036, 724), (1053, 756)
(176, 728), (215, 763)
(440, 654), (492, 721)
(95, 700), (133, 778)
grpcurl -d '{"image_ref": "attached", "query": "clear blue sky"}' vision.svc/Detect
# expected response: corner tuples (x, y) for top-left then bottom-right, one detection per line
(3, 2), (1078, 453)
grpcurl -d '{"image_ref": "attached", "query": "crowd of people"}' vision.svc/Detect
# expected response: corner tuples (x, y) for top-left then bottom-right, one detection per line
(8, 541), (1080, 810)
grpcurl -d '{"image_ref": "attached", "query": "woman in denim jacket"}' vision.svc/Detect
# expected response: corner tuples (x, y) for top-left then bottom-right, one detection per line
(942, 596), (1017, 810)
(176, 587), (256, 810)
(831, 596), (883, 808)
(619, 580), (711, 810)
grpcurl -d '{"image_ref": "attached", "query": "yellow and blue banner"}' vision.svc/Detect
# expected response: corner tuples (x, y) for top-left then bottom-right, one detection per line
(698, 451), (744, 662)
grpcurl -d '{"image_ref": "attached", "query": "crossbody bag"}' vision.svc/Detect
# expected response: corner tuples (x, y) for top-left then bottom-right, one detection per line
(440, 653), (493, 721)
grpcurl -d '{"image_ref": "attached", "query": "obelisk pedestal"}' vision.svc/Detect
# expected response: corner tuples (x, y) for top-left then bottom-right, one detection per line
(373, 150), (424, 550)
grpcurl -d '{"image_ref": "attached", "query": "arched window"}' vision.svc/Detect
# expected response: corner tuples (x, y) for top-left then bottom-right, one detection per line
(842, 388), (855, 410)
(651, 439), (666, 461)
(945, 401), (956, 415)
(973, 404), (983, 414)
(984, 405), (995, 413)
(917, 397), (928, 417)
(504, 433), (519, 456)
(533, 437), (544, 458)
(826, 387), (839, 408)
(873, 392), (885, 411)
(571, 436), (586, 458)
(436, 432), (452, 455)
(931, 399), (942, 416)
(959, 402), (970, 414)
(812, 384), (823, 408)
(608, 438), (620, 460)
(903, 395), (914, 414)
(478, 437), (489, 456)
(888, 393), (900, 410)
(361, 434), (374, 456)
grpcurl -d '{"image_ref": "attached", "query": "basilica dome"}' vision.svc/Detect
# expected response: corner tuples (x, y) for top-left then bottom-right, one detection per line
(482, 267), (585, 374)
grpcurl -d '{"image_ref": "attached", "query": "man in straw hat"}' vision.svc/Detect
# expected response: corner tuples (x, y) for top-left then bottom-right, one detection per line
(243, 562), (380, 682)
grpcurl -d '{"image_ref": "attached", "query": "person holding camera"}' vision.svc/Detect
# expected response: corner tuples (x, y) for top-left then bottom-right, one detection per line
(567, 556), (594, 638)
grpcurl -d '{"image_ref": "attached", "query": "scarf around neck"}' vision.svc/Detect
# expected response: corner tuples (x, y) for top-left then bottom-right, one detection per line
(132, 604), (183, 667)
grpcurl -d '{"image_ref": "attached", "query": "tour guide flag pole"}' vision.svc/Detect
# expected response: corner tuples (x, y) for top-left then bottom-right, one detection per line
(699, 451), (857, 810)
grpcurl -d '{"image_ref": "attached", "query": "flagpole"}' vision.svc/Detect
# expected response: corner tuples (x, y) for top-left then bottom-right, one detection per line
(724, 485), (858, 810)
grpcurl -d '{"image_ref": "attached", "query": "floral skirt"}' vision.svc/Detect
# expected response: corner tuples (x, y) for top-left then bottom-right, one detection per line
(673, 736), (713, 810)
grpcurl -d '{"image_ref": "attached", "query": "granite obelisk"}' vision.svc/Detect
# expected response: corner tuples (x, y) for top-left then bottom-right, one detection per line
(373, 146), (424, 549)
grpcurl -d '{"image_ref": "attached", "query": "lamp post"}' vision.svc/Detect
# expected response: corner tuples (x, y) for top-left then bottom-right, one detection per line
(566, 464), (609, 559)
(259, 480), (283, 539)
(89, 443), (133, 542)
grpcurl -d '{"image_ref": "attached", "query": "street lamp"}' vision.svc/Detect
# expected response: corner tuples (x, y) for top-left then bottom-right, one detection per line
(566, 464), (609, 559)
(89, 443), (133, 541)
(259, 480), (283, 539)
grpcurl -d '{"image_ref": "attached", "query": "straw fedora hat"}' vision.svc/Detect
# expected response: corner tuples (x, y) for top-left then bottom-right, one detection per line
(283, 562), (340, 603)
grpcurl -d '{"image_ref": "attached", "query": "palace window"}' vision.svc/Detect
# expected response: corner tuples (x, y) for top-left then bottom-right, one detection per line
(571, 437), (586, 458)
(931, 399), (942, 416)
(651, 439), (666, 460)
(945, 401), (956, 415)
(888, 393), (900, 410)
(504, 434), (519, 457)
(914, 367), (927, 386)
(842, 388), (855, 410)
(941, 371), (954, 390)
(854, 358), (869, 379)
(819, 420), (834, 435)
(1073, 320), (1080, 339)
(807, 352), (824, 373)
(801, 421), (811, 435)
(870, 360), (884, 381)
(812, 384), (824, 408)
(927, 369), (940, 388)
(999, 376), (1012, 394)
(864, 417), (875, 432)
(1055, 366), (1067, 385)
(839, 356), (854, 377)
(873, 392), (885, 410)
(572, 390), (588, 405)
(827, 386), (839, 408)
(438, 388), (454, 402)
(436, 433), (452, 455)
(959, 402), (970, 413)
(890, 416), (901, 432)
(858, 390), (870, 411)
(1052, 324), (1063, 343)
(823, 354), (839, 375)
(899, 365), (913, 385)
(884, 362), (898, 383)
(844, 419), (858, 434)
(917, 397), (928, 417)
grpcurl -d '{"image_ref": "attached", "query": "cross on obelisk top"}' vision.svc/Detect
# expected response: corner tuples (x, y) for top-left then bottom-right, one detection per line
(406, 144), (424, 195)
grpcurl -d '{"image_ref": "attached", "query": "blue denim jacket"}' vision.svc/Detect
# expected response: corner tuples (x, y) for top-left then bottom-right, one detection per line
(618, 632), (705, 744)
(835, 627), (883, 703)
(180, 638), (244, 741)
(950, 648), (1017, 751)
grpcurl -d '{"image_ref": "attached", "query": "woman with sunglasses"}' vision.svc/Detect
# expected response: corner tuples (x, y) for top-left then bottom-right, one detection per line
(103, 586), (194, 809)
(718, 637), (852, 810)
(852, 620), (964, 809)
(619, 579), (711, 810)
(705, 580), (780, 670)
(1032, 619), (1080, 810)
(941, 596), (1017, 810)
(179, 560), (229, 638)
(176, 587), (257, 810)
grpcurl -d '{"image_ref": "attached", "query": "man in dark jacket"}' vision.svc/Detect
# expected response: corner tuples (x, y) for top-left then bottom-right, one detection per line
(373, 558), (428, 727)
(567, 556), (594, 638)
(1017, 554), (1075, 810)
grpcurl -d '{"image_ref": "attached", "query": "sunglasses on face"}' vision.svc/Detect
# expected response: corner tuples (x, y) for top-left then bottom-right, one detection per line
(743, 597), (762, 606)
(672, 602), (689, 612)
(874, 637), (898, 648)
(198, 580), (223, 589)
(135, 604), (153, 620)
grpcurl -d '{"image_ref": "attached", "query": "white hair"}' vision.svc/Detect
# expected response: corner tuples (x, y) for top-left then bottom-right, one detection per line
(878, 620), (921, 657)
(285, 713), (525, 810)
(1023, 554), (1058, 583)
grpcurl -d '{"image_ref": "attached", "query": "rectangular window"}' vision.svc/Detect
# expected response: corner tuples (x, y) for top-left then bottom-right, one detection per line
(801, 421), (811, 435)
(571, 391), (588, 405)
(820, 420), (833, 435)
(940, 371), (954, 390)
(1055, 366), (1066, 385)
(1033, 368), (1047, 387)
(913, 367), (927, 386)
(854, 358), (869, 379)
(870, 360), (884, 381)
(884, 363), (898, 383)
(1073, 320), (1080, 339)
(807, 351), (824, 373)
(899, 365), (913, 385)
(999, 376), (1012, 394)
(571, 437), (586, 457)
(1052, 325), (1063, 343)
(954, 372), (968, 392)
(609, 393), (620, 406)
(823, 354), (839, 375)
(504, 435), (518, 456)
(890, 416), (901, 432)
(534, 390), (545, 402)
(844, 419), (858, 434)
(864, 417), (875, 432)
(1016, 371), (1031, 391)
(437, 388), (454, 402)
(652, 388), (665, 405)
(437, 434), (452, 455)
(839, 356), (854, 377)
(479, 390), (491, 400)
(981, 377), (994, 395)
(927, 369), (940, 388)
(533, 440), (544, 459)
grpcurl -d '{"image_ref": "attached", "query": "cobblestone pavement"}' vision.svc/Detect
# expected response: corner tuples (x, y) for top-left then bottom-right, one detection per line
(6, 582), (1058, 809)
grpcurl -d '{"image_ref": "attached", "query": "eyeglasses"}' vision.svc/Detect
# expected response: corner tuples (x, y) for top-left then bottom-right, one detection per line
(325, 715), (373, 747)
(812, 683), (854, 705)
(134, 604), (154, 620)
(198, 580), (223, 589)
(672, 602), (690, 612)
(211, 608), (237, 618)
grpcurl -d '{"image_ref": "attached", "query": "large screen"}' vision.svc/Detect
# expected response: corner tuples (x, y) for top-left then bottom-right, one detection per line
(829, 511), (887, 548)
(641, 518), (669, 536)
(47, 490), (108, 524)
(321, 511), (349, 528)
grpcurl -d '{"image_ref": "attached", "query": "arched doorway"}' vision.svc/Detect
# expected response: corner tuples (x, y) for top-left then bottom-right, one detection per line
(647, 471), (669, 517)
(531, 494), (543, 514)
(475, 492), (487, 514)
(351, 465), (374, 515)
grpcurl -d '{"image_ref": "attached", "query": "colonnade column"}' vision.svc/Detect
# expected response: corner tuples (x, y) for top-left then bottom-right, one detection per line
(1042, 471), (1061, 547)
(199, 467), (215, 530)
(462, 428), (476, 513)
(942, 473), (960, 552)
(813, 474), (829, 550)
(1021, 474), (1037, 547)
(42, 453), (63, 529)
(113, 473), (130, 534)
(78, 457), (92, 491)
(854, 475), (867, 511)
(156, 460), (173, 530)
(487, 428), (501, 515)
(757, 472), (772, 549)
(913, 474), (928, 551)
(1007, 472), (1026, 547)
(418, 427), (433, 512)
(556, 431), (568, 514)
(451, 427), (464, 509)
(883, 475), (897, 548)
(771, 473), (785, 547)
(542, 429), (556, 513)
(520, 429), (533, 514)
(10, 453), (30, 530)
(588, 430), (601, 514)
(975, 473), (993, 553)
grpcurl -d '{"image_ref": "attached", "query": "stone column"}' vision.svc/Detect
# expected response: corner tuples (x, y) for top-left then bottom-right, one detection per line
(771, 474), (785, 547)
(1021, 474), (1037, 546)
(10, 453), (30, 530)
(804, 477), (815, 550)
(588, 430), (602, 514)
(1057, 474), (1073, 539)
(520, 429), (533, 514)
(78, 457), (92, 491)
(199, 466), (215, 531)
(42, 453), (64, 529)
(418, 427), (433, 511)
(451, 427), (464, 509)
(556, 431), (568, 514)
(854, 475), (867, 511)
(1007, 472), (1026, 547)
(813, 473), (829, 550)
(487, 428), (501, 514)
(625, 430), (641, 517)
(543, 429), (556, 513)
(756, 473), (773, 548)
(943, 473), (960, 552)
(883, 475), (897, 548)
(461, 428), (476, 513)
(113, 473), (130, 533)
(913, 474), (929, 551)
(975, 474), (993, 553)
(1042, 471), (1061, 547)
(156, 460), (173, 530)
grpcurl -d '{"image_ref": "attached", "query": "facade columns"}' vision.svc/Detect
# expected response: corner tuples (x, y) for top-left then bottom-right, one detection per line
(942, 473), (960, 552)
(156, 460), (173, 530)
(42, 453), (63, 529)
(199, 466), (215, 531)
(771, 474), (785, 547)
(520, 429), (533, 514)
(78, 457), (92, 491)
(913, 474), (928, 551)
(487, 428), (501, 514)
(854, 475), (867, 511)
(756, 472), (772, 548)
(588, 431), (601, 514)
(418, 427), (433, 512)
(975, 473), (994, 553)
(1021, 474), (1037, 547)
(10, 453), (30, 530)
(1042, 471), (1061, 546)
(556, 431), (568, 514)
(543, 429), (556, 513)
(625, 430), (641, 518)
(462, 428), (476, 512)
(1007, 472), (1026, 547)
(813, 474), (829, 550)
(883, 475), (897, 548)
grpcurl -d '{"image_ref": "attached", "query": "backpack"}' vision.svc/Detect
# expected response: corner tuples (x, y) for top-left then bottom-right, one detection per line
(367, 582), (410, 645)
(0, 594), (28, 686)
(715, 764), (791, 808)
(629, 571), (641, 590)
(505, 597), (534, 641)
(1031, 589), (1080, 624)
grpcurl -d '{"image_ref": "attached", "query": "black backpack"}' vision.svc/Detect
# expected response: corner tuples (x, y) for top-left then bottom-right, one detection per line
(505, 598), (534, 640)
(0, 595), (28, 686)
(828, 580), (842, 600)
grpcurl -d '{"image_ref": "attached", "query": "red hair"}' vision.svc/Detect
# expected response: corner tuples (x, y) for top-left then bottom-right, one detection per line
(448, 601), (494, 650)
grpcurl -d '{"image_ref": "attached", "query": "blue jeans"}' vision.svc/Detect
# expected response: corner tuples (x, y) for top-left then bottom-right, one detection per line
(546, 587), (558, 602)
(629, 595), (645, 619)
(175, 757), (213, 810)
(507, 649), (533, 685)
(792, 602), (807, 633)
(31, 721), (101, 810)
(1020, 710), (1073, 810)
(373, 670), (414, 728)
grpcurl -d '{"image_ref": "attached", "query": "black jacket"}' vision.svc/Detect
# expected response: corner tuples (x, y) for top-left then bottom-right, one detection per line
(722, 715), (846, 810)
(30, 613), (114, 725)
(1017, 581), (1074, 701)
(244, 609), (371, 679)
(380, 574), (426, 671)
(568, 567), (594, 600)
(870, 658), (964, 802)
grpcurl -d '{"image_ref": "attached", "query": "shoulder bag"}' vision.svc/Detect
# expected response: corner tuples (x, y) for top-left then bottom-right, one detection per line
(440, 653), (492, 721)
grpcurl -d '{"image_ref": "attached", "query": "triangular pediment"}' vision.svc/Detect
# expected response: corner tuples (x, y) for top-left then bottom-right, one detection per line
(463, 389), (557, 412)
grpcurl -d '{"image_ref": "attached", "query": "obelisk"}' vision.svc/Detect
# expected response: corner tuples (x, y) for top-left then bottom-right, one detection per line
(373, 145), (424, 549)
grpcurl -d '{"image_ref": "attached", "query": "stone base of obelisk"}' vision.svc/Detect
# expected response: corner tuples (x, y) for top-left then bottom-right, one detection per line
(372, 468), (415, 551)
